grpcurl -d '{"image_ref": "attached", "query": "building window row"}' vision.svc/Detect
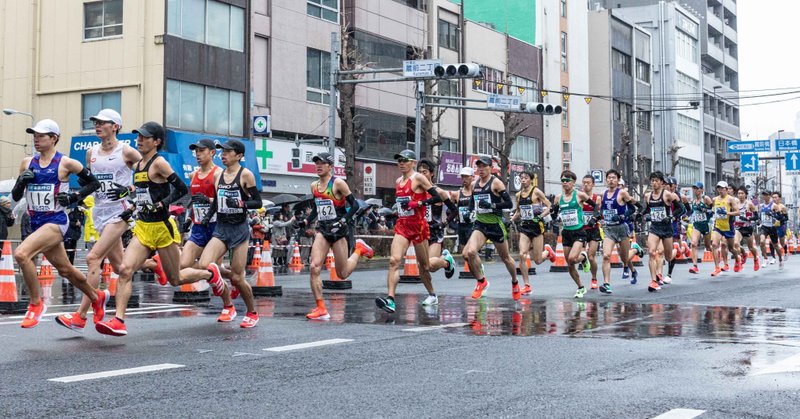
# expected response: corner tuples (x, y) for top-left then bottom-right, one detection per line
(560, 32), (568, 72)
(82, 91), (121, 131)
(438, 19), (459, 52)
(306, 48), (332, 104)
(84, 0), (123, 40)
(512, 135), (540, 165)
(307, 0), (338, 23)
(635, 60), (650, 83)
(676, 71), (700, 96)
(677, 157), (701, 184)
(612, 49), (631, 76)
(167, 0), (245, 52)
(676, 114), (701, 146)
(472, 127), (503, 155)
(473, 65), (504, 95)
(166, 79), (244, 136)
(675, 28), (698, 63)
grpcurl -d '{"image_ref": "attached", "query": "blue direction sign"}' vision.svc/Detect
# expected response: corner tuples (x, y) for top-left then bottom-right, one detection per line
(786, 152), (800, 172)
(740, 154), (759, 174)
(728, 140), (770, 153)
(775, 139), (800, 152)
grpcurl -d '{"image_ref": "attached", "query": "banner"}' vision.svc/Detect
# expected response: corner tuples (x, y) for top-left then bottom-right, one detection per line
(363, 163), (376, 195)
(438, 151), (465, 186)
(254, 139), (345, 178)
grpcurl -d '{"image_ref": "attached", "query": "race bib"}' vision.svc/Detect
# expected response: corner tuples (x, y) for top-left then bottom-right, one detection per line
(651, 207), (668, 222)
(95, 173), (114, 201)
(135, 187), (153, 206)
(603, 209), (618, 222)
(316, 198), (336, 221)
(217, 189), (243, 214)
(396, 196), (414, 218)
(762, 212), (774, 225)
(693, 212), (707, 222)
(458, 207), (473, 223)
(519, 205), (535, 221)
(583, 214), (593, 224)
(425, 205), (432, 222)
(192, 203), (216, 224)
(26, 184), (55, 212)
(474, 194), (492, 214)
(561, 209), (579, 227)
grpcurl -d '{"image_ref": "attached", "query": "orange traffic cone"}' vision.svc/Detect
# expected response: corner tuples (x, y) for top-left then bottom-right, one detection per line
(788, 238), (796, 255)
(0, 241), (25, 313)
(702, 249), (714, 263)
(252, 241), (282, 296)
(37, 256), (55, 304)
(459, 258), (475, 279)
(550, 237), (568, 272)
(248, 243), (262, 271)
(610, 247), (623, 268)
(516, 254), (537, 275)
(288, 242), (303, 272)
(325, 249), (334, 270)
(100, 258), (113, 294)
(323, 248), (352, 290)
(673, 243), (688, 264)
(399, 246), (421, 283)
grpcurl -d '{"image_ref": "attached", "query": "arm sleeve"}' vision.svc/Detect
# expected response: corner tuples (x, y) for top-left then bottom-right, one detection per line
(343, 193), (359, 223)
(11, 178), (27, 202)
(244, 186), (263, 210)
(422, 187), (443, 206)
(162, 173), (189, 206)
(75, 168), (100, 199)
(495, 190), (513, 210)
(672, 200), (686, 218)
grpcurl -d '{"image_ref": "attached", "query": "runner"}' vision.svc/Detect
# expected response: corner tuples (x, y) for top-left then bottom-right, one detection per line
(577, 175), (602, 289)
(172, 139), (262, 327)
(551, 170), (598, 298)
(511, 171), (556, 295)
(416, 159), (457, 281)
(598, 169), (641, 294)
(296, 152), (374, 320)
(758, 191), (779, 265)
(771, 191), (789, 269)
(637, 171), (685, 292)
(94, 122), (189, 336)
(619, 179), (642, 283)
(12, 119), (109, 328)
(451, 167), (475, 252)
(733, 186), (760, 272)
(461, 155), (519, 300)
(710, 181), (741, 277)
(661, 177), (684, 284)
(687, 182), (714, 274)
(55, 109), (142, 332)
(375, 150), (443, 313)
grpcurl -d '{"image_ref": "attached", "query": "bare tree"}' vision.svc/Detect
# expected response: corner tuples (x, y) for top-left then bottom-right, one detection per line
(668, 141), (684, 177)
(489, 111), (535, 185)
(336, 16), (365, 194)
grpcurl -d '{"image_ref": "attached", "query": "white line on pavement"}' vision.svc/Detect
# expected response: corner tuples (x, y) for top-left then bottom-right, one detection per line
(48, 363), (185, 383)
(652, 409), (706, 419)
(0, 319), (51, 325)
(402, 322), (470, 332)
(263, 338), (353, 352)
(125, 308), (195, 316)
(1, 304), (192, 320)
(751, 353), (800, 376)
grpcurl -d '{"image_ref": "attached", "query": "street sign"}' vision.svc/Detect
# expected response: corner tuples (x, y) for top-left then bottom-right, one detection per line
(591, 170), (604, 184)
(740, 153), (759, 175)
(727, 140), (770, 153)
(775, 138), (800, 152)
(786, 152), (800, 173)
(402, 59), (442, 78)
(487, 94), (521, 111)
(253, 115), (270, 136)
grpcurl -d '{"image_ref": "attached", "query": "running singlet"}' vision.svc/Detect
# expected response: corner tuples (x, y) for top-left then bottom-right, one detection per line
(313, 176), (347, 223)
(517, 188), (543, 223)
(26, 152), (69, 226)
(734, 202), (753, 228)
(691, 199), (710, 225)
(582, 193), (599, 231)
(601, 188), (626, 226)
(424, 193), (443, 226)
(457, 188), (474, 224)
(395, 173), (427, 224)
(90, 142), (132, 206)
(190, 166), (219, 224)
(559, 190), (584, 231)
(760, 203), (776, 227)
(713, 196), (732, 231)
(472, 175), (503, 224)
(216, 166), (248, 225)
(648, 190), (672, 225)
(133, 155), (170, 223)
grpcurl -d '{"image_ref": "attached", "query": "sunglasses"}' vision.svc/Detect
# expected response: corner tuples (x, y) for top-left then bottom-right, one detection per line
(396, 158), (410, 163)
(92, 120), (113, 126)
(560, 178), (573, 183)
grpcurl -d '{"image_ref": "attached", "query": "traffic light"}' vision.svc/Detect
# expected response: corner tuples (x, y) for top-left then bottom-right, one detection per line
(291, 148), (301, 169)
(433, 63), (482, 78)
(523, 102), (563, 115)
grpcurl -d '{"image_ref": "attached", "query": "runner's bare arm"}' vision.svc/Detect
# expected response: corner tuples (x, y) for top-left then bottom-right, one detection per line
(536, 188), (553, 217)
(332, 177), (360, 225)
(123, 144), (143, 168)
(59, 157), (100, 206)
(85, 148), (93, 171)
(512, 191), (522, 221)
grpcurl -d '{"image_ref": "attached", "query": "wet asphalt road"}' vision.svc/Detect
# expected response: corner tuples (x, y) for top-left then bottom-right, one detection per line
(2, 255), (800, 418)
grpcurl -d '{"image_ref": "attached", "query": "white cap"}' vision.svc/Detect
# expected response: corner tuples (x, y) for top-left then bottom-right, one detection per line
(716, 181), (728, 188)
(89, 108), (122, 126)
(26, 119), (60, 136)
(459, 167), (474, 176)
(619, 179), (626, 186)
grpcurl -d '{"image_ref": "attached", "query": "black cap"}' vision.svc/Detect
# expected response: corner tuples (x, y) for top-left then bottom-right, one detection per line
(312, 152), (334, 165)
(216, 139), (245, 154)
(132, 121), (165, 140)
(189, 138), (216, 151)
(475, 155), (493, 166)
(393, 149), (416, 161)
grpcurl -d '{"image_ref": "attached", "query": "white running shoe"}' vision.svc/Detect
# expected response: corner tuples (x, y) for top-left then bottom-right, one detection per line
(769, 258), (776, 265)
(662, 275), (672, 284)
(421, 294), (439, 306)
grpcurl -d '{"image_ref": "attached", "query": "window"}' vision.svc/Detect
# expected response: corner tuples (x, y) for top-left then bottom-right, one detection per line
(562, 87), (569, 127)
(392, 0), (425, 10)
(676, 114), (701, 146)
(437, 80), (459, 104)
(355, 108), (410, 161)
(560, 0), (567, 17)
(612, 49), (631, 75)
(81, 92), (121, 131)
(352, 31), (409, 70)
(166, 79), (244, 136)
(560, 32), (568, 72)
(636, 110), (651, 131)
(308, 0), (338, 23)
(613, 101), (631, 123)
(508, 75), (539, 102)
(635, 60), (650, 83)
(439, 137), (460, 153)
(511, 135), (540, 165)
(306, 48), (331, 104)
(84, 0), (123, 40)
(676, 71), (699, 96)
(677, 158), (701, 184)
(676, 28), (698, 63)
(167, 0), (245, 51)
(472, 127), (504, 155)
(438, 20), (459, 52)
(473, 65), (504, 94)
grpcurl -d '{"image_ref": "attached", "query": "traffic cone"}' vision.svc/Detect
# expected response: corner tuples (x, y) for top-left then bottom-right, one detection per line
(0, 241), (26, 314)
(252, 241), (282, 297)
(516, 254), (537, 275)
(323, 248), (352, 290)
(37, 256), (55, 304)
(288, 242), (303, 272)
(399, 246), (421, 283)
(459, 258), (475, 279)
(673, 243), (688, 264)
(105, 258), (140, 308)
(172, 279), (211, 303)
(248, 243), (262, 271)
(702, 249), (714, 263)
(610, 247), (623, 268)
(325, 249), (334, 270)
(789, 238), (796, 255)
(549, 237), (568, 272)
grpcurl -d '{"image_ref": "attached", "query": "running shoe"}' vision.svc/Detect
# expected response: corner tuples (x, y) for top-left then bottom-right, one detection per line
(95, 317), (127, 336)
(574, 286), (587, 299)
(662, 275), (672, 284)
(152, 254), (168, 286)
(544, 244), (556, 263)
(779, 259), (785, 270)
(306, 306), (330, 320)
(622, 266), (630, 279)
(442, 249), (455, 279)
(578, 251), (590, 273)
(590, 278), (598, 289)
(769, 258), (776, 265)
(733, 260), (742, 273)
(656, 274), (664, 286)
(217, 306), (238, 322)
(689, 265), (699, 274)
(375, 296), (396, 313)
(511, 283), (521, 301)
(630, 269), (638, 285)
(648, 280), (661, 292)
(632, 242), (644, 258)
(91, 289), (110, 324)
(240, 312), (259, 328)
(711, 266), (722, 277)
(20, 302), (47, 329)
(471, 279), (490, 299)
(229, 284), (240, 300)
(207, 263), (226, 296)
(421, 294), (439, 306)
(721, 264), (729, 272)
(354, 239), (374, 259)
(55, 312), (86, 332)
(754, 257), (760, 271)
(741, 252), (748, 265)
(599, 283), (613, 294)
(521, 284), (532, 295)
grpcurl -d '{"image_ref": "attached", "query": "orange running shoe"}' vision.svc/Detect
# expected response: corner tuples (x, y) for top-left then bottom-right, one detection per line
(207, 263), (226, 296)
(688, 265), (699, 274)
(95, 317), (127, 336)
(590, 278), (599, 289)
(354, 239), (374, 259)
(511, 283), (521, 301)
(152, 254), (168, 286)
(229, 284), (240, 300)
(733, 261), (742, 273)
(647, 280), (661, 292)
(20, 302), (47, 328)
(544, 244), (556, 263)
(721, 264), (729, 272)
(217, 305), (237, 322)
(711, 266), (722, 277)
(521, 284), (532, 295)
(91, 289), (110, 324)
(55, 312), (86, 332)
(240, 312), (259, 328)
(471, 279), (490, 299)
(754, 257), (760, 271)
(306, 306), (331, 320)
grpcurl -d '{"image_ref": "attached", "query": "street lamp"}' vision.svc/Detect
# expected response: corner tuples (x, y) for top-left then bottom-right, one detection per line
(712, 85), (722, 184)
(2, 108), (36, 155)
(777, 129), (785, 195)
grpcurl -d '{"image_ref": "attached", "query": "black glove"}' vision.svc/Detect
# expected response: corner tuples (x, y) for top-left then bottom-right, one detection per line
(329, 218), (346, 233)
(139, 202), (159, 213)
(182, 218), (192, 232)
(225, 197), (243, 209)
(587, 216), (598, 228)
(19, 169), (35, 186)
(198, 213), (212, 226)
(644, 214), (652, 222)
(191, 194), (210, 205)
(120, 208), (134, 222)
(56, 192), (79, 207)
(608, 213), (621, 223)
(107, 182), (130, 201)
(478, 199), (493, 209)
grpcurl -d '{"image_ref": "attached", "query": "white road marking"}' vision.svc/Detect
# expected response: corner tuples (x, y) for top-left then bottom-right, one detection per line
(751, 353), (800, 376)
(232, 352), (261, 357)
(48, 363), (185, 383)
(1, 304), (192, 320)
(0, 319), (51, 325)
(652, 409), (706, 419)
(402, 322), (470, 332)
(125, 308), (194, 316)
(263, 338), (353, 352)
(197, 349), (214, 354)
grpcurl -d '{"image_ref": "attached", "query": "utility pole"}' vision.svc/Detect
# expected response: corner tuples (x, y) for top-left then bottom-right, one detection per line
(713, 85), (722, 183)
(328, 31), (339, 157)
(414, 80), (423, 158)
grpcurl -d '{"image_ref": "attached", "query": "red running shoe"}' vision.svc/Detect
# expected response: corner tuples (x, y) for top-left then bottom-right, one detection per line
(152, 254), (167, 286)
(95, 317), (127, 336)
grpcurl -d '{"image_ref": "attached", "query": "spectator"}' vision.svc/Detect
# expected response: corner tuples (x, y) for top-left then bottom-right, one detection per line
(79, 196), (100, 250)
(280, 203), (292, 220)
(249, 209), (267, 263)
(270, 212), (295, 267)
(64, 206), (83, 264)
(376, 216), (389, 233)
(19, 211), (32, 242)
(0, 196), (15, 241)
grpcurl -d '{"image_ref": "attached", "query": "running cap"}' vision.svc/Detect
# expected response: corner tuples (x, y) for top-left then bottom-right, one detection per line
(26, 119), (60, 136)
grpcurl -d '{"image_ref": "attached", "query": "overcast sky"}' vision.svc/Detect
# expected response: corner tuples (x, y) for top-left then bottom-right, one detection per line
(737, 1), (800, 139)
